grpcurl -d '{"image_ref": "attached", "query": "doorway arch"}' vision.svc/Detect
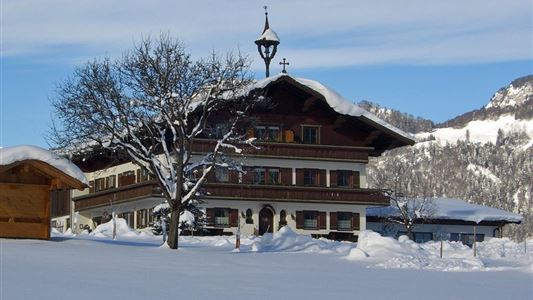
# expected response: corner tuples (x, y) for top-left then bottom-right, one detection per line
(258, 207), (274, 235)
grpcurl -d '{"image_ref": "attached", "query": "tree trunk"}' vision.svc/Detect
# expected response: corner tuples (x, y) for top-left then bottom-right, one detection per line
(167, 204), (180, 249)
(406, 224), (413, 240)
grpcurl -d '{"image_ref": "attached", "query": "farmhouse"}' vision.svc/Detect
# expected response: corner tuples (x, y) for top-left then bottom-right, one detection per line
(0, 145), (88, 239)
(51, 13), (415, 241)
(366, 198), (522, 245)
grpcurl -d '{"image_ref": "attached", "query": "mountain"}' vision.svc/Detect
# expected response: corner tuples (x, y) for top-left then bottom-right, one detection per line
(416, 75), (533, 147)
(366, 75), (533, 241)
(357, 100), (434, 133)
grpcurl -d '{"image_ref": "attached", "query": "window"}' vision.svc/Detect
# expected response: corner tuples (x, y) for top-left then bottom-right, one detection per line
(215, 123), (229, 139)
(302, 126), (319, 144)
(337, 212), (352, 231)
(137, 168), (150, 183)
(136, 209), (150, 229)
(245, 209), (253, 224)
(267, 126), (280, 141)
(214, 208), (230, 227)
(303, 211), (318, 229)
(94, 178), (106, 192)
(268, 169), (280, 184)
(413, 232), (433, 243)
(215, 168), (229, 183)
(254, 125), (281, 142)
(450, 233), (484, 247)
(303, 169), (317, 186)
(254, 126), (266, 140)
(253, 168), (266, 184)
(108, 175), (116, 188)
(336, 170), (350, 187)
(279, 210), (287, 227)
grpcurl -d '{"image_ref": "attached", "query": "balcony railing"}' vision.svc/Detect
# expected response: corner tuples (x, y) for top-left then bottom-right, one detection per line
(202, 183), (389, 205)
(73, 181), (389, 210)
(73, 181), (163, 210)
(191, 139), (371, 162)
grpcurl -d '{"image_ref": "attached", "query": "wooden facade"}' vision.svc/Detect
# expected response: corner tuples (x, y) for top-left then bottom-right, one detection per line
(0, 159), (86, 240)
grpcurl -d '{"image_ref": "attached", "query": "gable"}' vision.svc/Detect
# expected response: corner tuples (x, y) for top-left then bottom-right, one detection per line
(252, 76), (415, 155)
(0, 160), (86, 190)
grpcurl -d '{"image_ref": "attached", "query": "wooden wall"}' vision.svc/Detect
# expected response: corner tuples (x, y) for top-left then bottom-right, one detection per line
(0, 183), (50, 240)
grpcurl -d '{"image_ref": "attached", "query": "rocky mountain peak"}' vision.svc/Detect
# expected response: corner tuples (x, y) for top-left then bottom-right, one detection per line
(485, 75), (533, 110)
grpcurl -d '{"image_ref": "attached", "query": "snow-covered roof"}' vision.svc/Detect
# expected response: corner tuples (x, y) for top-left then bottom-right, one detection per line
(255, 28), (280, 43)
(250, 74), (415, 144)
(0, 145), (89, 185)
(366, 198), (523, 224)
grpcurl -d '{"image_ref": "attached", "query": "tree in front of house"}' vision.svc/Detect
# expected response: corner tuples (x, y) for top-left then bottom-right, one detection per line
(50, 35), (265, 249)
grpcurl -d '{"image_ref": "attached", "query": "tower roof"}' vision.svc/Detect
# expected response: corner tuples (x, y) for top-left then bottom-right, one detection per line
(255, 7), (280, 44)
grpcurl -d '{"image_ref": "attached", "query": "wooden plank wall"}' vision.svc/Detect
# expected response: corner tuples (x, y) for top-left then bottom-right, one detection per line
(0, 183), (50, 239)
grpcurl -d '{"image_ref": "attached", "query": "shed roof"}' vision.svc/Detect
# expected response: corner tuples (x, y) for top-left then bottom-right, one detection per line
(367, 197), (522, 224)
(0, 145), (88, 190)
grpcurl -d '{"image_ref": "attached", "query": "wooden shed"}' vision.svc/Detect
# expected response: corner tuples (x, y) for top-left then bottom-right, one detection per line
(0, 146), (87, 240)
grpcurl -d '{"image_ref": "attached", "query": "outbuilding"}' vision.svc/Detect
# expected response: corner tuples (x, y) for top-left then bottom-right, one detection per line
(0, 145), (88, 239)
(366, 198), (522, 245)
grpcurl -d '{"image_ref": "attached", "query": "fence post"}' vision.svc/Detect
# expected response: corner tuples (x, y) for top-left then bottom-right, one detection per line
(473, 225), (477, 257)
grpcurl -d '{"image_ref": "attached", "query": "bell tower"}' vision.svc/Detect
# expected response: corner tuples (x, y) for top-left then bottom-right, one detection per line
(255, 6), (280, 78)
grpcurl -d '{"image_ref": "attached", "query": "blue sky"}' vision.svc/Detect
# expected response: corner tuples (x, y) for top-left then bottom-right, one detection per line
(1, 0), (532, 148)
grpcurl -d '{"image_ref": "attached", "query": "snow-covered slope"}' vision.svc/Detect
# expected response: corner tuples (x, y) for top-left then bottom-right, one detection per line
(416, 115), (533, 145)
(368, 75), (533, 241)
(416, 75), (533, 146)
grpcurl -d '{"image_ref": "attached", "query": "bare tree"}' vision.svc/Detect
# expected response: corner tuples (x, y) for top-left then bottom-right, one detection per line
(50, 35), (264, 249)
(384, 191), (436, 240)
(370, 151), (436, 240)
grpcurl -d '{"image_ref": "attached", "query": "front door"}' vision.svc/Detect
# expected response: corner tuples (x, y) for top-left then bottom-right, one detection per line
(258, 207), (274, 235)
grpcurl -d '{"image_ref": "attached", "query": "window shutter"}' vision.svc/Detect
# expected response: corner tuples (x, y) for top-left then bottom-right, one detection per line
(296, 211), (304, 229)
(246, 128), (254, 139)
(296, 169), (304, 186)
(89, 180), (95, 193)
(319, 211), (327, 229)
(330, 212), (338, 230)
(352, 213), (360, 230)
(206, 208), (215, 226)
(353, 171), (360, 188)
(136, 169), (141, 183)
(228, 171), (238, 184)
(118, 173), (123, 187)
(206, 169), (216, 183)
(242, 167), (253, 184)
(319, 170), (327, 187)
(281, 168), (292, 185)
(229, 209), (239, 227)
(330, 170), (337, 187)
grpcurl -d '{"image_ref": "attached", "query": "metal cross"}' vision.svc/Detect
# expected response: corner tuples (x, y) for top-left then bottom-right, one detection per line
(280, 58), (290, 74)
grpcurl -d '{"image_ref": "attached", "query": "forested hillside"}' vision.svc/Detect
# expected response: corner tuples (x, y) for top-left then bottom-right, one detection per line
(366, 75), (533, 241)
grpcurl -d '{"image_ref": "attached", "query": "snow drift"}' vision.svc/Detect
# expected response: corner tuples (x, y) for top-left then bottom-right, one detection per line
(348, 231), (532, 272)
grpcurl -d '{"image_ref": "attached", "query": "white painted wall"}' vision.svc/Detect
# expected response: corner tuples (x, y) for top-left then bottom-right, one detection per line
(367, 222), (499, 240)
(202, 199), (367, 237)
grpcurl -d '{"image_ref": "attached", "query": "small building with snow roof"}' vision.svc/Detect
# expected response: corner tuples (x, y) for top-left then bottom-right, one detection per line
(0, 145), (88, 240)
(366, 198), (522, 245)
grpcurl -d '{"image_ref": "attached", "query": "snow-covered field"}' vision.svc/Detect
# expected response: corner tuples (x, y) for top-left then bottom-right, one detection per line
(1, 223), (531, 300)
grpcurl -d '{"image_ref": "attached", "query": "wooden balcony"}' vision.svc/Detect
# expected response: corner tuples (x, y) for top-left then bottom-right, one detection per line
(73, 181), (164, 210)
(202, 183), (389, 205)
(192, 139), (371, 162)
(73, 181), (389, 210)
